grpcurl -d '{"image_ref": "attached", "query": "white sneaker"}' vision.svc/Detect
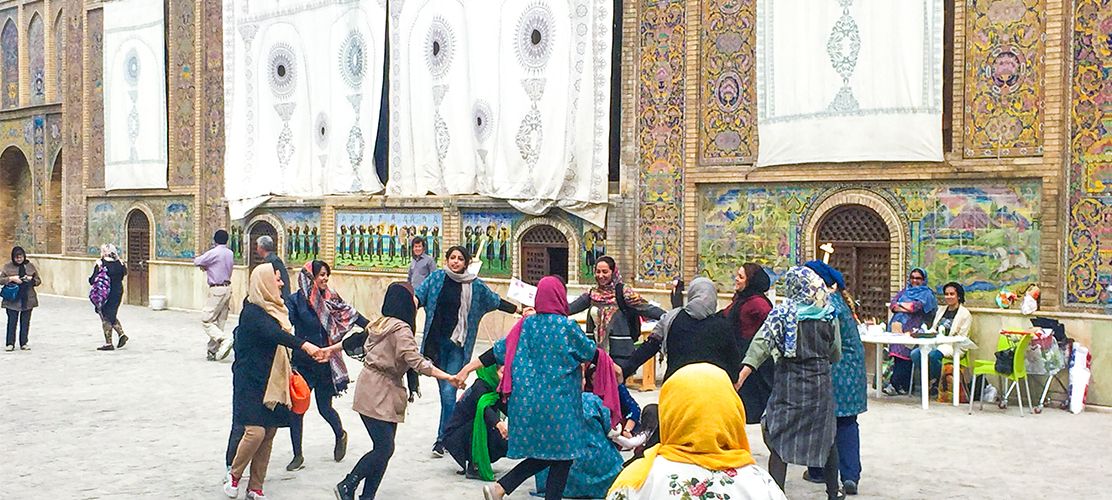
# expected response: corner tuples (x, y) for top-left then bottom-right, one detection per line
(216, 338), (234, 360)
(245, 489), (268, 500)
(223, 472), (239, 498)
(4, 345), (13, 352)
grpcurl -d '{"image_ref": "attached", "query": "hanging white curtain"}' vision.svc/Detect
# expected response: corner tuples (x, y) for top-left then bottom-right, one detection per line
(223, 0), (386, 218)
(390, 0), (612, 226)
(756, 0), (943, 166)
(103, 0), (168, 190)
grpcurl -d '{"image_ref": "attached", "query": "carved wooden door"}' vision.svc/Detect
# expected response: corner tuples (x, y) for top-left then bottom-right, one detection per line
(126, 210), (150, 306)
(248, 221), (278, 269)
(816, 205), (891, 322)
(520, 225), (569, 285)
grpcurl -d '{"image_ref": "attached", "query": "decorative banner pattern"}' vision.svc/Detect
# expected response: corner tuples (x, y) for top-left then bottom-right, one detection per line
(334, 211), (443, 272)
(460, 211), (524, 278)
(697, 181), (1041, 305)
(755, 0), (943, 166)
(1065, 0), (1112, 305)
(637, 0), (685, 284)
(223, 1), (387, 215)
(963, 0), (1043, 157)
(103, 0), (169, 190)
(700, 0), (757, 164)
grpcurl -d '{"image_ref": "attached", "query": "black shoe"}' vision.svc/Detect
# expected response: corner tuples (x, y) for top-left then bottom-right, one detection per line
(803, 469), (825, 484)
(334, 431), (348, 462)
(843, 480), (859, 495)
(286, 455), (304, 471)
(334, 473), (359, 500)
(96, 344), (115, 351)
(430, 444), (445, 458)
(117, 335), (129, 349)
(465, 462), (481, 480)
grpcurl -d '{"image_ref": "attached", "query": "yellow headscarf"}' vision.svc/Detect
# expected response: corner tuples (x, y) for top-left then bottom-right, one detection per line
(608, 363), (756, 494)
(249, 263), (295, 410)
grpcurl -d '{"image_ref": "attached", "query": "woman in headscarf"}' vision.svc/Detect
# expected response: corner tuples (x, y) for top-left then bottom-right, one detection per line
(606, 363), (786, 500)
(332, 282), (464, 500)
(455, 276), (597, 500)
(413, 245), (521, 458)
(534, 358), (624, 499)
(89, 244), (128, 351)
(721, 263), (776, 423)
(569, 256), (666, 367)
(803, 261), (867, 496)
(617, 277), (743, 385)
(441, 364), (509, 480)
(737, 266), (843, 500)
(885, 268), (939, 395)
(284, 260), (372, 471)
(2, 246), (40, 351)
(223, 263), (325, 500)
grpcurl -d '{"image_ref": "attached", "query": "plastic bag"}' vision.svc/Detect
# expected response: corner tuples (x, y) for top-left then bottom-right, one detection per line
(982, 383), (998, 404)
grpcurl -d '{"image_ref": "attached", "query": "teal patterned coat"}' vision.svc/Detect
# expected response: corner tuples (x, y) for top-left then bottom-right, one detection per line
(415, 269), (503, 359)
(494, 314), (597, 460)
(830, 293), (868, 417)
(535, 393), (624, 498)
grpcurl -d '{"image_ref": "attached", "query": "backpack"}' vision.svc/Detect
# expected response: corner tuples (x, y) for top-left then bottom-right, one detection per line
(89, 265), (111, 310)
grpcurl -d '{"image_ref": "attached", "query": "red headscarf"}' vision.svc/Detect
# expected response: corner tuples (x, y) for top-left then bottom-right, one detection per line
(497, 276), (568, 396)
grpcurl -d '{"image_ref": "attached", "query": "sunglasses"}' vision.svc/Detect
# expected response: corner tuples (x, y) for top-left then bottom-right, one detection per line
(910, 275), (924, 280)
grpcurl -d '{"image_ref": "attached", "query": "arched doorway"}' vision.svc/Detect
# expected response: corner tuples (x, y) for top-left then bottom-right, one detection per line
(816, 204), (891, 322)
(0, 146), (33, 249)
(520, 225), (569, 285)
(45, 151), (61, 253)
(126, 209), (151, 306)
(248, 220), (278, 269)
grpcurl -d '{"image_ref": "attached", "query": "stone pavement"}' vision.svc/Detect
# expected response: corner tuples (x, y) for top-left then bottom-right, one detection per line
(3, 296), (1112, 499)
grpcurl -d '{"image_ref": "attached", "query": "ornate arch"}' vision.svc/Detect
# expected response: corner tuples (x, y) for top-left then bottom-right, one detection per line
(123, 202), (156, 260)
(513, 215), (581, 285)
(245, 212), (285, 261)
(802, 189), (907, 299)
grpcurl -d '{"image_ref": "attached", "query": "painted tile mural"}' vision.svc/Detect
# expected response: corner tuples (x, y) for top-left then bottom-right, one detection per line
(581, 223), (607, 283)
(700, 0), (756, 164)
(229, 223), (247, 264)
(334, 211), (443, 272)
(460, 212), (523, 278)
(87, 199), (124, 256)
(87, 197), (195, 259)
(274, 210), (321, 265)
(963, 0), (1043, 157)
(87, 8), (105, 189)
(28, 12), (44, 105)
(638, 0), (685, 284)
(697, 181), (1041, 305)
(2, 11), (18, 109)
(1065, 0), (1112, 305)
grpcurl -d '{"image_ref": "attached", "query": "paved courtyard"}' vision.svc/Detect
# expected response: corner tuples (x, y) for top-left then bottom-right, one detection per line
(3, 295), (1111, 499)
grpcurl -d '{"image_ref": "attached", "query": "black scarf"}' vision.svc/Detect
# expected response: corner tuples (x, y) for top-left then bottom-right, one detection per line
(726, 264), (771, 326)
(382, 282), (421, 396)
(11, 246), (27, 301)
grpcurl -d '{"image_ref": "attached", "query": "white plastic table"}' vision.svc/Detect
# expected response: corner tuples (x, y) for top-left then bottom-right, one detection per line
(860, 334), (967, 409)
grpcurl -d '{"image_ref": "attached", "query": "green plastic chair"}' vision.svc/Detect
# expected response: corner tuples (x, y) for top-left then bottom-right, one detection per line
(968, 333), (1034, 416)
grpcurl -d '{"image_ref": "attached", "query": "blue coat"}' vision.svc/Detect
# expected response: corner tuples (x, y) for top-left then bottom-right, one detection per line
(830, 294), (867, 417)
(535, 393), (624, 498)
(415, 269), (503, 359)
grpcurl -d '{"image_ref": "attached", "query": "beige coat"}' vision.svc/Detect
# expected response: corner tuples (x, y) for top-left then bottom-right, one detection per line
(1, 261), (41, 310)
(352, 316), (435, 423)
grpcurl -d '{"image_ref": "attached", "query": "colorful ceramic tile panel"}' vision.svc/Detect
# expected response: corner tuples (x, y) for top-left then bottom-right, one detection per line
(2, 10), (18, 109)
(1065, 0), (1112, 305)
(637, 0), (685, 284)
(199, 0), (226, 243)
(155, 199), (195, 259)
(459, 211), (523, 278)
(87, 8), (105, 189)
(229, 224), (247, 264)
(29, 12), (45, 105)
(700, 0), (756, 164)
(963, 0), (1043, 157)
(54, 13), (62, 101)
(274, 209), (322, 265)
(334, 211), (443, 272)
(63, 2), (87, 254)
(580, 223), (607, 283)
(168, 0), (196, 187)
(87, 199), (125, 256)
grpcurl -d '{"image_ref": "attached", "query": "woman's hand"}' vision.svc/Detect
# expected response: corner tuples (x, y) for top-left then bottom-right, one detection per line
(612, 363), (624, 381)
(7, 276), (20, 284)
(735, 366), (753, 390)
(313, 343), (341, 362)
(496, 421), (509, 440)
(302, 343), (327, 362)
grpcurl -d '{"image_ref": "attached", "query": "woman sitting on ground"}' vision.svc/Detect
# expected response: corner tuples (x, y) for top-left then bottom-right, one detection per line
(442, 365), (510, 480)
(607, 363), (786, 500)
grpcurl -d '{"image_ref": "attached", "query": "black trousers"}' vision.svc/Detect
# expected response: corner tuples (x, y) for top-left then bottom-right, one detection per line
(768, 442), (840, 499)
(5, 308), (31, 347)
(498, 458), (572, 500)
(289, 389), (344, 457)
(350, 415), (397, 500)
(226, 420), (245, 468)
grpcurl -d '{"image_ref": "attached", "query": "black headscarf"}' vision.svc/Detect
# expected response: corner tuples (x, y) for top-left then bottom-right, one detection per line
(10, 246), (27, 301)
(381, 282), (417, 332)
(727, 263), (771, 325)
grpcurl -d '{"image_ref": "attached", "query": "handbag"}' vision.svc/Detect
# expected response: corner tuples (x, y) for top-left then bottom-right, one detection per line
(1, 283), (20, 301)
(994, 348), (1016, 375)
(289, 370), (311, 415)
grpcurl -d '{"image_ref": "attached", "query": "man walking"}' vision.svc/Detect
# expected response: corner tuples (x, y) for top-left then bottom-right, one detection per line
(407, 236), (437, 288)
(255, 235), (291, 299)
(193, 229), (234, 361)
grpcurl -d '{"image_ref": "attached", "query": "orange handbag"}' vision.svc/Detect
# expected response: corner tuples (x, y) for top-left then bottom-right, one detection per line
(289, 371), (311, 415)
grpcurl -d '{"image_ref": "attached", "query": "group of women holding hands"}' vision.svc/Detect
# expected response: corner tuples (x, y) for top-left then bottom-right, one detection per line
(223, 242), (909, 500)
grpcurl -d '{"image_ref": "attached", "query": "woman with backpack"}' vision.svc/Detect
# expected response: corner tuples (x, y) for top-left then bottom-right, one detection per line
(2, 246), (41, 351)
(569, 256), (666, 367)
(90, 244), (128, 351)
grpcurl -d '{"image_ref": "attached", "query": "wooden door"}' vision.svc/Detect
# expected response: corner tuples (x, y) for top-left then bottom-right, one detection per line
(816, 205), (891, 322)
(248, 221), (278, 269)
(126, 210), (151, 306)
(520, 225), (569, 285)
(521, 246), (549, 285)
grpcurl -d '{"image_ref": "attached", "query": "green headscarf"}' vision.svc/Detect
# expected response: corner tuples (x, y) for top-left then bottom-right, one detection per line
(471, 365), (502, 481)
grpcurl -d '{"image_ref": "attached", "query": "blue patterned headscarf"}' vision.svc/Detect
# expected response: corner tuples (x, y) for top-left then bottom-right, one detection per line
(757, 266), (834, 359)
(893, 267), (938, 318)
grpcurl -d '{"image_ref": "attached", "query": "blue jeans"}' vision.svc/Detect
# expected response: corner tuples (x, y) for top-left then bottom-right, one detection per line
(807, 416), (862, 483)
(434, 341), (465, 446)
(910, 347), (944, 382)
